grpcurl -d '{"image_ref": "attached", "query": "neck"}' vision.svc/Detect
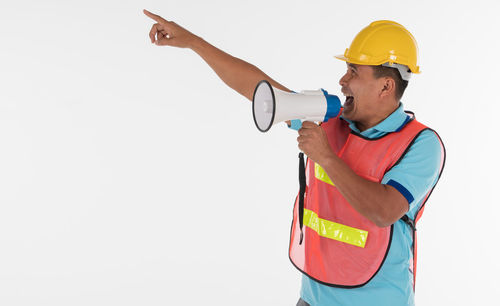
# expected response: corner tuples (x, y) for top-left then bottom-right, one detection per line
(356, 101), (400, 132)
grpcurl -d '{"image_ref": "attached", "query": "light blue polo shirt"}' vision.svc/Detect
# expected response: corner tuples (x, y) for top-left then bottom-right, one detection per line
(291, 103), (444, 306)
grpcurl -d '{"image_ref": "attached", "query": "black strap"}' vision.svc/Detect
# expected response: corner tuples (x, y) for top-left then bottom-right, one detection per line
(400, 214), (416, 232)
(298, 152), (306, 244)
(401, 214), (417, 291)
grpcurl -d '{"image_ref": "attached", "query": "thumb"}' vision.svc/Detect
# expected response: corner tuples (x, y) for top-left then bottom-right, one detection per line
(154, 32), (173, 45)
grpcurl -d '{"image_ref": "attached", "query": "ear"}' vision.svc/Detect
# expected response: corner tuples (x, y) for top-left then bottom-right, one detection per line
(379, 77), (395, 99)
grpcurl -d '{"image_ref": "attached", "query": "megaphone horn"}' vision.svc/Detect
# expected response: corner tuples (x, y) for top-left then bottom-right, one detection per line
(252, 80), (341, 132)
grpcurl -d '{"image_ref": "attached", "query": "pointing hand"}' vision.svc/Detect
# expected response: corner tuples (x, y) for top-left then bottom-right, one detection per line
(143, 9), (197, 48)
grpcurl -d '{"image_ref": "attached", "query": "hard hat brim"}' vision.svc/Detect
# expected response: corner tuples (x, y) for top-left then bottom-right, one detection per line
(334, 55), (348, 62)
(334, 54), (420, 74)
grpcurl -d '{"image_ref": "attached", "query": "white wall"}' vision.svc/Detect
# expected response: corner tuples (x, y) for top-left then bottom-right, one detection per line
(0, 0), (498, 305)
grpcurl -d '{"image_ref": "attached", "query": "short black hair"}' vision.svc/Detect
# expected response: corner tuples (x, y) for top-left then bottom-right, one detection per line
(371, 65), (409, 101)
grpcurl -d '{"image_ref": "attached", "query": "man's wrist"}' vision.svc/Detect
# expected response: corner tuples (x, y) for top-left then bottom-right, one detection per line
(318, 152), (337, 171)
(189, 35), (204, 51)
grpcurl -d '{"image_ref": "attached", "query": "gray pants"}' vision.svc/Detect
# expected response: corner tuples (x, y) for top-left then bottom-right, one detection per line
(296, 298), (310, 306)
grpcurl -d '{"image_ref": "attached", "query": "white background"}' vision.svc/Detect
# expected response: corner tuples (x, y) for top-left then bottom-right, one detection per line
(0, 0), (499, 305)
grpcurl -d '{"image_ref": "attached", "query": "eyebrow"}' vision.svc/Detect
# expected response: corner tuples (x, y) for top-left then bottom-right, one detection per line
(347, 63), (358, 71)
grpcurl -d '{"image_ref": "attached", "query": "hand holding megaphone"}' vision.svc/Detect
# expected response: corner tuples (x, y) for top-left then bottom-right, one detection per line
(297, 120), (337, 164)
(252, 80), (341, 132)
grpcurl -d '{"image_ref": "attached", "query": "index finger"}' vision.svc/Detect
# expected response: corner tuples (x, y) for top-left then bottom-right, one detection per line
(143, 9), (167, 23)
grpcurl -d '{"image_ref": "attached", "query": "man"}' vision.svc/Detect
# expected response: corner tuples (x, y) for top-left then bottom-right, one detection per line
(144, 10), (445, 306)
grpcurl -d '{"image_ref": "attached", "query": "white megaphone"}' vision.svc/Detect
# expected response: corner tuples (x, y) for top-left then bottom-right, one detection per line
(252, 80), (341, 132)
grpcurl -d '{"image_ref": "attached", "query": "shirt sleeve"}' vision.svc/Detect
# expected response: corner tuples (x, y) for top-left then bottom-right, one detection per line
(381, 129), (443, 214)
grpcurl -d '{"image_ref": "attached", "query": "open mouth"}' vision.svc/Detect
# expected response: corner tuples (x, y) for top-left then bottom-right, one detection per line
(344, 95), (354, 107)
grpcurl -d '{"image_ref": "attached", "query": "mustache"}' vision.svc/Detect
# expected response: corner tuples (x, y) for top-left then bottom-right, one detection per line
(341, 87), (352, 96)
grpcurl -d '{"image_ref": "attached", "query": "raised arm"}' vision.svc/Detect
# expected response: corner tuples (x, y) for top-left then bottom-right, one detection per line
(143, 9), (290, 101)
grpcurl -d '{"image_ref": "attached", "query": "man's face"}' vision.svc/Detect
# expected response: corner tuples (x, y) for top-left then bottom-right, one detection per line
(339, 63), (381, 126)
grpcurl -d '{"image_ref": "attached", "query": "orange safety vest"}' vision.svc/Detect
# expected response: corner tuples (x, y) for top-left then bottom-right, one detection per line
(289, 113), (445, 288)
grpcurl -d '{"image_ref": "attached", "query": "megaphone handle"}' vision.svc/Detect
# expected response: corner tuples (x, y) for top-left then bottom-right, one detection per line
(298, 152), (306, 245)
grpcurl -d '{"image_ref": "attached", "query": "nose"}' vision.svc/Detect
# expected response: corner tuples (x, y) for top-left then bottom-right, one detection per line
(339, 71), (350, 87)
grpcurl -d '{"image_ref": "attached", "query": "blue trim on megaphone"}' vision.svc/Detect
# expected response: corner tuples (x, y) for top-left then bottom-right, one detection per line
(321, 89), (341, 122)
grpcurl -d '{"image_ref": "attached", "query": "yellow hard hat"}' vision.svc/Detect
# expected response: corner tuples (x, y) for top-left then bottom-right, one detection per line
(335, 20), (420, 74)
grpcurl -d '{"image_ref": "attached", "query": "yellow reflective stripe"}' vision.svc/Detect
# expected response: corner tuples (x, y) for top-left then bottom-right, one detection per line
(314, 163), (335, 186)
(303, 208), (368, 248)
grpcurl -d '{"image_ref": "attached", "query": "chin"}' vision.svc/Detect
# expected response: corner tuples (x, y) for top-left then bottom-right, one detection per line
(341, 109), (354, 121)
